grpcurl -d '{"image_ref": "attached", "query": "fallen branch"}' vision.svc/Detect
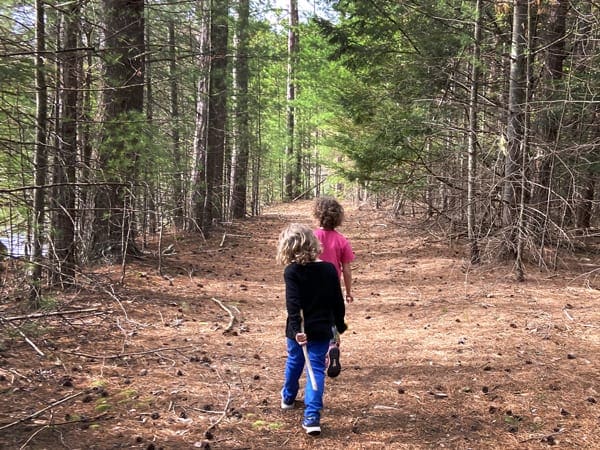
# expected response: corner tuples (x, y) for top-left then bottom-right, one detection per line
(210, 297), (236, 332)
(562, 308), (574, 321)
(292, 176), (327, 202)
(19, 424), (49, 449)
(374, 405), (402, 411)
(3, 308), (101, 322)
(194, 248), (225, 254)
(219, 233), (251, 247)
(0, 391), (85, 431)
(0, 318), (45, 357)
(26, 411), (109, 429)
(60, 344), (195, 360)
(193, 407), (225, 415)
(77, 273), (129, 320)
(205, 368), (232, 434)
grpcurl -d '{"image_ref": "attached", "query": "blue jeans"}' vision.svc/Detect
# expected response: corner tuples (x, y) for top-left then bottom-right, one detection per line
(282, 337), (329, 420)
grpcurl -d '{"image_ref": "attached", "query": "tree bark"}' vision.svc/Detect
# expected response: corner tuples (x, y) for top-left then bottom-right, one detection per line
(203, 0), (229, 230)
(95, 0), (145, 257)
(229, 0), (250, 220)
(169, 19), (184, 229)
(30, 0), (48, 305)
(78, 26), (95, 263)
(284, 0), (298, 201)
(501, 0), (528, 234)
(467, 0), (482, 265)
(144, 6), (156, 237)
(51, 2), (79, 285)
(190, 0), (210, 231)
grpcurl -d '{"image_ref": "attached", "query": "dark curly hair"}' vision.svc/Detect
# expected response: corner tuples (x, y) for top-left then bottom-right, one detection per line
(313, 196), (344, 230)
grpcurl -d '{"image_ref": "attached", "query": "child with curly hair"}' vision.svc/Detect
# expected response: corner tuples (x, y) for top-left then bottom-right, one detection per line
(313, 196), (355, 377)
(276, 223), (347, 436)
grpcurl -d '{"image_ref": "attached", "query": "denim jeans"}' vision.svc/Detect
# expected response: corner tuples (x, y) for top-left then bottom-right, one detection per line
(282, 337), (329, 420)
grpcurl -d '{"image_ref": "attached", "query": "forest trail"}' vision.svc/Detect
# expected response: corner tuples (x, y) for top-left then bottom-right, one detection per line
(1, 200), (599, 449)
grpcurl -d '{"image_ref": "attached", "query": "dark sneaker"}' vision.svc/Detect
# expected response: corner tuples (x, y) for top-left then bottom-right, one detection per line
(281, 390), (294, 410)
(302, 416), (321, 436)
(326, 345), (341, 378)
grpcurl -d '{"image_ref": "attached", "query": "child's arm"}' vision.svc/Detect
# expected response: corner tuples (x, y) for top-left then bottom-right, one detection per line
(341, 262), (353, 303)
(284, 268), (303, 337)
(330, 270), (347, 334)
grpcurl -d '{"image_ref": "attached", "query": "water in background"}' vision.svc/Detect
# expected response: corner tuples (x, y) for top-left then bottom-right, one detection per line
(0, 232), (29, 257)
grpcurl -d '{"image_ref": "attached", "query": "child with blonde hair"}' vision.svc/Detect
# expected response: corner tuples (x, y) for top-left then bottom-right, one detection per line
(276, 223), (347, 436)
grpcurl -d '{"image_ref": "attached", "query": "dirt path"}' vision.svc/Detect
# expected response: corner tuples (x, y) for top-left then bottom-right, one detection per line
(1, 200), (599, 449)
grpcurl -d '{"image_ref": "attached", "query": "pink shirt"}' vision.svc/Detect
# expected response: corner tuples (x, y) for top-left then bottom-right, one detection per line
(314, 228), (355, 277)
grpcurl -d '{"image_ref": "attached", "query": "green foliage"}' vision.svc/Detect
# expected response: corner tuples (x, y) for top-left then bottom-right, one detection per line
(310, 0), (475, 194)
(99, 111), (166, 181)
(95, 398), (111, 413)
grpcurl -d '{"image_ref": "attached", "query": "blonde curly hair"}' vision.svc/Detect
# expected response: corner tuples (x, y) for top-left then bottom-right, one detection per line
(276, 223), (321, 265)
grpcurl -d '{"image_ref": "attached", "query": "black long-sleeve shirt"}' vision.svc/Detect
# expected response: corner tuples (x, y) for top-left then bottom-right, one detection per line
(283, 261), (346, 342)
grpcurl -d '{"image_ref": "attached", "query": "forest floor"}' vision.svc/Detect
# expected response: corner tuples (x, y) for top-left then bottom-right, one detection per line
(1, 200), (599, 450)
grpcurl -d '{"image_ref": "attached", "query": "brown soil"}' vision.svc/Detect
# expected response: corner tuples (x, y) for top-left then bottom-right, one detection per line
(1, 200), (599, 449)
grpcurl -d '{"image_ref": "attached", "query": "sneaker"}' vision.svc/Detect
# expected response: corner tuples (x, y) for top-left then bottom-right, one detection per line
(326, 344), (341, 378)
(281, 398), (294, 410)
(302, 416), (321, 436)
(281, 390), (294, 410)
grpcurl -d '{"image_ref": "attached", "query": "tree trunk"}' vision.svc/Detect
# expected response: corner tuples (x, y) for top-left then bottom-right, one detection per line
(51, 2), (79, 285)
(251, 65), (263, 217)
(30, 0), (48, 305)
(501, 0), (528, 240)
(95, 0), (145, 258)
(144, 7), (156, 238)
(467, 0), (482, 265)
(78, 26), (95, 263)
(189, 0), (210, 231)
(229, 0), (250, 220)
(203, 0), (229, 230)
(284, 0), (298, 201)
(169, 19), (184, 229)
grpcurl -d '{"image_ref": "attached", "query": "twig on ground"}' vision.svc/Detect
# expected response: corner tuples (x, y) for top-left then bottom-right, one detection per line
(205, 368), (233, 434)
(19, 424), (49, 449)
(220, 233), (251, 247)
(77, 273), (129, 320)
(0, 391), (85, 431)
(193, 407), (225, 415)
(210, 297), (236, 332)
(59, 345), (195, 360)
(37, 412), (109, 428)
(374, 405), (402, 410)
(194, 248), (224, 254)
(8, 368), (30, 382)
(105, 284), (129, 320)
(0, 318), (45, 357)
(116, 317), (128, 354)
(3, 308), (101, 322)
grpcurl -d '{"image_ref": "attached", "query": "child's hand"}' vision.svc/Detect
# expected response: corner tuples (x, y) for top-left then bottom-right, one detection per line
(295, 332), (307, 345)
(338, 322), (348, 334)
